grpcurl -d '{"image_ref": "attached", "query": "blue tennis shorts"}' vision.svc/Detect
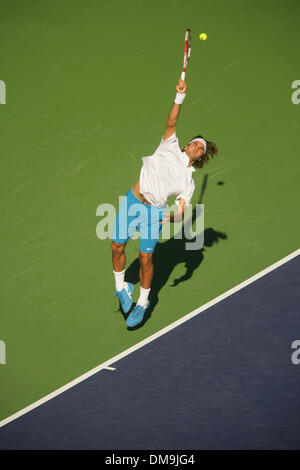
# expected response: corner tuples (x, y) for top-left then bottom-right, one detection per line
(112, 188), (166, 254)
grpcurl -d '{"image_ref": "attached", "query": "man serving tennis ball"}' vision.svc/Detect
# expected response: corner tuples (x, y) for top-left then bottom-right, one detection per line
(112, 78), (218, 328)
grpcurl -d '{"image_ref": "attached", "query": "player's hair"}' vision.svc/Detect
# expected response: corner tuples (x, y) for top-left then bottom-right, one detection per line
(182, 134), (218, 169)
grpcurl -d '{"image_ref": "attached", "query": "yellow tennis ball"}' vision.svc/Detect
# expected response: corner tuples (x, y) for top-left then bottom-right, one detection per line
(199, 33), (207, 41)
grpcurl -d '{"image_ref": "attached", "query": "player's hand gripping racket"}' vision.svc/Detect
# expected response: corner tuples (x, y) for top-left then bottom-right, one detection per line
(179, 28), (191, 90)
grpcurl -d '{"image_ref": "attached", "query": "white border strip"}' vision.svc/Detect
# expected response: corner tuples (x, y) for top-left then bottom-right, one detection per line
(0, 248), (299, 429)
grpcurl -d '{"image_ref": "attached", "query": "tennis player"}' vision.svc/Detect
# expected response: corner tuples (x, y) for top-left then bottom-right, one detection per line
(112, 78), (218, 327)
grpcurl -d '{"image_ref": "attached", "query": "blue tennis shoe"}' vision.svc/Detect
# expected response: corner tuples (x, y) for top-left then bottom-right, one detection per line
(126, 300), (150, 328)
(115, 282), (134, 314)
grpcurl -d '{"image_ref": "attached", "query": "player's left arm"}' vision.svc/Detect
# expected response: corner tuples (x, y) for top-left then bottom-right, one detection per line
(163, 79), (187, 141)
(160, 198), (186, 224)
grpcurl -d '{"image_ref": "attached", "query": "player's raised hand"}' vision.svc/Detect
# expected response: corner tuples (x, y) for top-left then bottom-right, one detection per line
(176, 79), (186, 94)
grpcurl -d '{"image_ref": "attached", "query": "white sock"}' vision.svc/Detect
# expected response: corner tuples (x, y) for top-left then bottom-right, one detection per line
(113, 269), (125, 292)
(137, 286), (150, 307)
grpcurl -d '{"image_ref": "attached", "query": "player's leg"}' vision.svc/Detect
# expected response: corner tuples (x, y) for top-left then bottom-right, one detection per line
(111, 191), (136, 313)
(111, 240), (126, 272)
(111, 241), (133, 313)
(112, 193), (130, 294)
(125, 250), (156, 328)
(139, 251), (153, 289)
(112, 188), (140, 282)
(137, 205), (166, 305)
(138, 251), (153, 307)
(126, 206), (165, 327)
(111, 241), (127, 291)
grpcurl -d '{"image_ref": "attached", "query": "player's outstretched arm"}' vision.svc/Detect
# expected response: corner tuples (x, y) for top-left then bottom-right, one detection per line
(163, 79), (187, 141)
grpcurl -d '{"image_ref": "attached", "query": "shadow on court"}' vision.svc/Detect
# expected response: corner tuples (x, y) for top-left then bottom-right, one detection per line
(123, 175), (228, 329)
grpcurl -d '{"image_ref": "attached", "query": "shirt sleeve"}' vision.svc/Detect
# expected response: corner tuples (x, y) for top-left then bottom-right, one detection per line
(160, 132), (177, 144)
(153, 132), (178, 155)
(175, 177), (195, 207)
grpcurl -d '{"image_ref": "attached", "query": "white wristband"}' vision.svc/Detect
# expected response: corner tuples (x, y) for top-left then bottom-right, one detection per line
(174, 93), (186, 104)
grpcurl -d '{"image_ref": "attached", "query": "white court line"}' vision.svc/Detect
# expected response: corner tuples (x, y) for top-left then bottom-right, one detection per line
(0, 248), (299, 429)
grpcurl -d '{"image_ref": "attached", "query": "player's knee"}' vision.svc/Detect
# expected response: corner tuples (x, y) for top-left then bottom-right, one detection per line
(111, 241), (125, 256)
(139, 251), (153, 266)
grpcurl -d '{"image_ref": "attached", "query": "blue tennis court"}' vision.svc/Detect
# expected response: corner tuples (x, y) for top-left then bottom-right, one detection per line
(0, 254), (299, 450)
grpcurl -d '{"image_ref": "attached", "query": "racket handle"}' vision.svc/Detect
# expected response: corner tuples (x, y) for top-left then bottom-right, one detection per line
(179, 71), (185, 90)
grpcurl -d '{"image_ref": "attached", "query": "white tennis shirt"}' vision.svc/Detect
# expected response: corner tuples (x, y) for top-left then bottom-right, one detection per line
(139, 132), (196, 208)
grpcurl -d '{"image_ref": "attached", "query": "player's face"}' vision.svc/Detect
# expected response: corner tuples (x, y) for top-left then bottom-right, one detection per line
(185, 141), (205, 161)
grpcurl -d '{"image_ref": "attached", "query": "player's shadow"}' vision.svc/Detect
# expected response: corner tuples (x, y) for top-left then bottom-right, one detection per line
(124, 175), (228, 329)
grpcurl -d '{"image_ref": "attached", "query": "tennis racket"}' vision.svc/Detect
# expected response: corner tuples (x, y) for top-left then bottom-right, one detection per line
(179, 28), (191, 90)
